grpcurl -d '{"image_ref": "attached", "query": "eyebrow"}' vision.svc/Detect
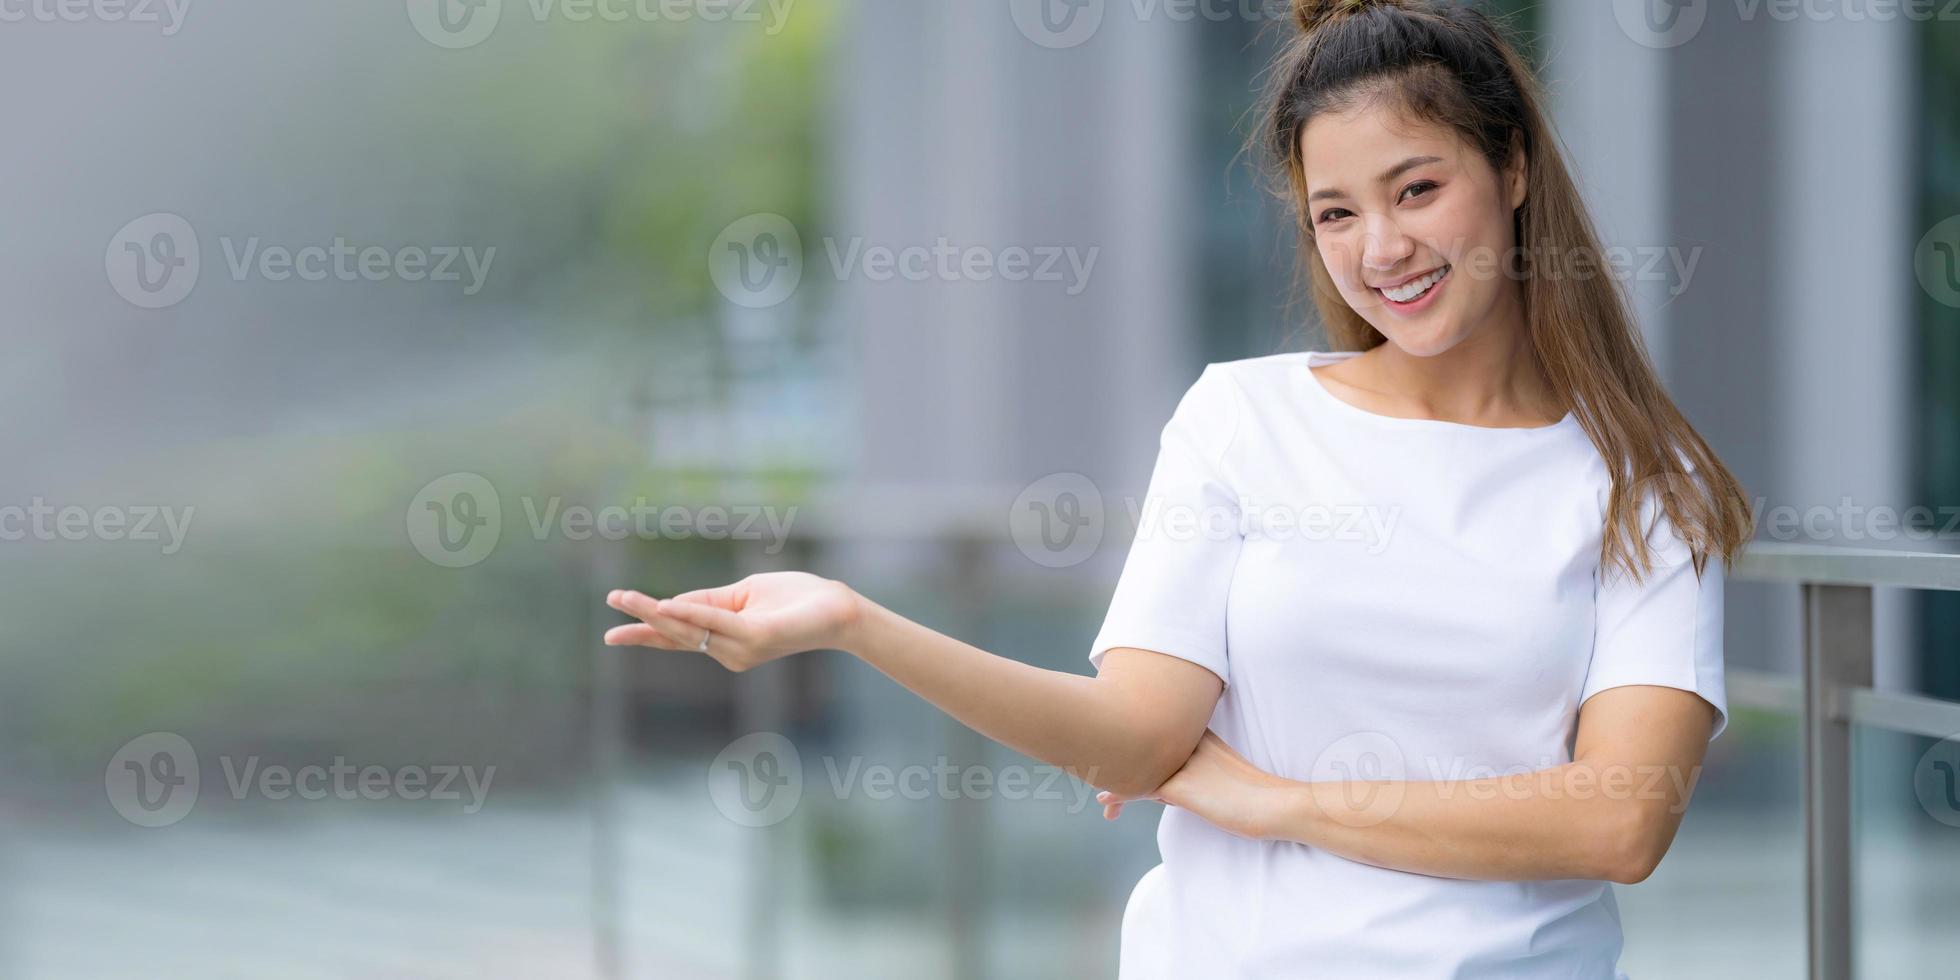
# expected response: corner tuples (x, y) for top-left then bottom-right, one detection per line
(1307, 155), (1445, 203)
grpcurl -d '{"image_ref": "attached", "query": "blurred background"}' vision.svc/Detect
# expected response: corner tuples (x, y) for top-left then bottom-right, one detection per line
(3, 0), (1957, 977)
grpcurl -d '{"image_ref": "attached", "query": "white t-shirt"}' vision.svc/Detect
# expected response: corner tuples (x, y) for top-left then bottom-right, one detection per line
(1087, 350), (1727, 980)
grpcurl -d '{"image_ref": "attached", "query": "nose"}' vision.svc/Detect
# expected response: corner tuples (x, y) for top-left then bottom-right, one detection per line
(1360, 214), (1415, 277)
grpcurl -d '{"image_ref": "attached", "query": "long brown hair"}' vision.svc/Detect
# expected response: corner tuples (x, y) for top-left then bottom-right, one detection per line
(1255, 0), (1752, 582)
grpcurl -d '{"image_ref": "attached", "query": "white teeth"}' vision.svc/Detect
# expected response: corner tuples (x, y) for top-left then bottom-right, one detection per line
(1380, 266), (1447, 303)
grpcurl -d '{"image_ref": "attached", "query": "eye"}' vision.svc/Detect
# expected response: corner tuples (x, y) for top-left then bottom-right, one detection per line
(1401, 180), (1439, 202)
(1318, 181), (1438, 225)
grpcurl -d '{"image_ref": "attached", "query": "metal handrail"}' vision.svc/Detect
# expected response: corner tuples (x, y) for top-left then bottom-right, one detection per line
(1725, 541), (1960, 980)
(1735, 540), (1960, 592)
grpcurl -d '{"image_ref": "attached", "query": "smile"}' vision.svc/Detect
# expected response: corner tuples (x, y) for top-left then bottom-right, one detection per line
(1375, 264), (1451, 312)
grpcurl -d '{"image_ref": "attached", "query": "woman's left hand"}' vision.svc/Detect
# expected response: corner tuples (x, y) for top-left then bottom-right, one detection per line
(1096, 729), (1289, 840)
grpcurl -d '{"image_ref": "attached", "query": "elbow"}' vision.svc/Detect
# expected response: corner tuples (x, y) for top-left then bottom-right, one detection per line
(1092, 724), (1202, 800)
(1602, 807), (1669, 885)
(1097, 745), (1188, 800)
(1606, 848), (1659, 886)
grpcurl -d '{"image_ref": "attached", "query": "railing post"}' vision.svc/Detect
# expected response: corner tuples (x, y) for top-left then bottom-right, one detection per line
(944, 531), (990, 980)
(589, 539), (627, 980)
(737, 539), (806, 980)
(1801, 583), (1872, 980)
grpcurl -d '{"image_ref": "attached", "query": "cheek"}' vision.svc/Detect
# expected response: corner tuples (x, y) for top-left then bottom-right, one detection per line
(1315, 238), (1366, 294)
(1423, 198), (1505, 264)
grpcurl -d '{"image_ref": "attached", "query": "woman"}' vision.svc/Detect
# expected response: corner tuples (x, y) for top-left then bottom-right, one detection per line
(605, 0), (1754, 975)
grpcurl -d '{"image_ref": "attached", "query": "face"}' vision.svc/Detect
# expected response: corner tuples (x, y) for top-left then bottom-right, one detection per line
(1300, 102), (1526, 357)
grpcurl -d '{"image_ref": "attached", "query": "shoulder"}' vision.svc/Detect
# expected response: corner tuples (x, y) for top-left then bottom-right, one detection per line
(1206, 350), (1316, 379)
(1159, 356), (1297, 464)
(1163, 353), (1319, 468)
(1186, 351), (1312, 409)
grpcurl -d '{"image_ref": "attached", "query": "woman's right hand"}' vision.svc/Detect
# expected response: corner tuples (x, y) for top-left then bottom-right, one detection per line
(604, 571), (866, 672)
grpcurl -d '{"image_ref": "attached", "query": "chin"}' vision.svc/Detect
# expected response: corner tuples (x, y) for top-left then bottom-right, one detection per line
(1373, 323), (1469, 358)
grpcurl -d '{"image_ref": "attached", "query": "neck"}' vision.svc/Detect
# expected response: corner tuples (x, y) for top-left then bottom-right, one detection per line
(1369, 293), (1556, 424)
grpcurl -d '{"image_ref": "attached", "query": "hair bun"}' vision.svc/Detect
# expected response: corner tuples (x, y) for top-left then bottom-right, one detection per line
(1293, 0), (1395, 33)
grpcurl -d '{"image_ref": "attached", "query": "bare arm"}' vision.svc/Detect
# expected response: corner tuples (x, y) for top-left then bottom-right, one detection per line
(1101, 684), (1714, 884)
(1270, 684), (1712, 883)
(839, 592), (1223, 798)
(607, 574), (1224, 799)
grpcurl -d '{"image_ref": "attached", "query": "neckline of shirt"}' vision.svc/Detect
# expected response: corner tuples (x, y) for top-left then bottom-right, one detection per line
(1297, 350), (1580, 435)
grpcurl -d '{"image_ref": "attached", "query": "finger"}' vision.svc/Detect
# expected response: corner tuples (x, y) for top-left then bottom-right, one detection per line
(607, 599), (709, 646)
(656, 598), (752, 643)
(605, 623), (679, 648)
(667, 580), (749, 611)
(612, 590), (666, 622)
(1095, 790), (1133, 820)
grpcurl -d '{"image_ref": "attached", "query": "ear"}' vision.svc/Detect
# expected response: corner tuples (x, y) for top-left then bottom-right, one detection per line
(1504, 128), (1528, 211)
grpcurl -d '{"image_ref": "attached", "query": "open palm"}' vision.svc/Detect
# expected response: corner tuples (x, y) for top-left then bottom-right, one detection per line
(604, 571), (862, 672)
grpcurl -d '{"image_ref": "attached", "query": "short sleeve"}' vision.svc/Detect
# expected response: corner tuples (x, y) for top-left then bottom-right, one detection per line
(1579, 494), (1730, 743)
(1086, 363), (1245, 685)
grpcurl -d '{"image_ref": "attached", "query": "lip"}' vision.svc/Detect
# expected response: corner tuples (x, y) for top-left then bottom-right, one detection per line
(1369, 265), (1448, 290)
(1375, 264), (1451, 315)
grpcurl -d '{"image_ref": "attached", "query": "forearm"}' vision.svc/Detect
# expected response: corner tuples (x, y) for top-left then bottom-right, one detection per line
(1261, 762), (1640, 883)
(838, 592), (1175, 796)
